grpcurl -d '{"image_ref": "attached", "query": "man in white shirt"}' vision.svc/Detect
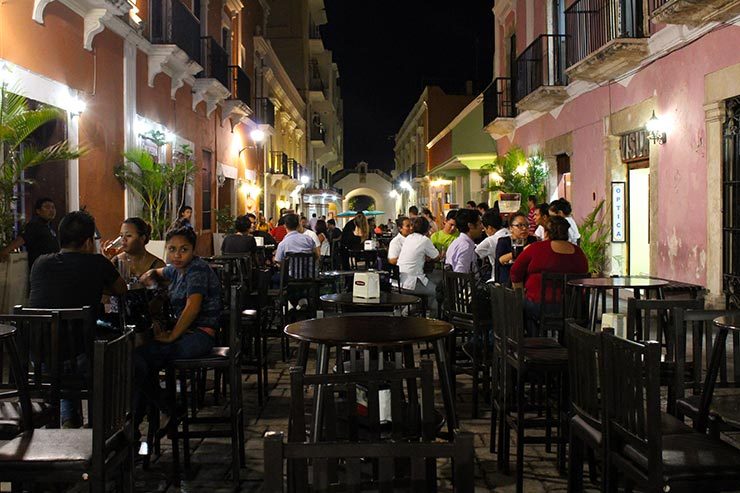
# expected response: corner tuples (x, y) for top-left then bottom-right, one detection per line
(550, 198), (580, 244)
(397, 216), (441, 313)
(445, 209), (483, 274)
(301, 222), (321, 249)
(475, 210), (508, 281)
(387, 216), (412, 265)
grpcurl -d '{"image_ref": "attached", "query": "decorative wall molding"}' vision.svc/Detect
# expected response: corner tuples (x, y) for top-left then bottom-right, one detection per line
(192, 79), (231, 116)
(33, 0), (131, 51)
(224, 0), (244, 14)
(146, 45), (202, 99)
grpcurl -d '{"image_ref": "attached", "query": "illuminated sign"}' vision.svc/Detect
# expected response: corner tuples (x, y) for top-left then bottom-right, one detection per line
(611, 182), (626, 243)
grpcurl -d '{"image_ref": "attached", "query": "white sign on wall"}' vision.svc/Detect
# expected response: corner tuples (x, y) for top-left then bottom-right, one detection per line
(611, 181), (626, 243)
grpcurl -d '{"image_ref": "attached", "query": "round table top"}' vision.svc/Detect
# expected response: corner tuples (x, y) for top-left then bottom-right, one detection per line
(320, 292), (421, 307)
(567, 276), (669, 289)
(0, 323), (16, 338)
(714, 314), (740, 332)
(284, 315), (453, 346)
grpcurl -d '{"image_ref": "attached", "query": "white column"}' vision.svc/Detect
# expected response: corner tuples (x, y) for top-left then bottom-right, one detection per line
(123, 39), (137, 217)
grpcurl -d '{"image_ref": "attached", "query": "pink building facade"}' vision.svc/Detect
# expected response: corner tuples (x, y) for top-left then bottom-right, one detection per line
(486, 0), (740, 306)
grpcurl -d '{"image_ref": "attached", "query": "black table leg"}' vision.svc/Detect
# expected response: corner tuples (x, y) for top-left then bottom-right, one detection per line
(434, 338), (457, 436)
(311, 343), (331, 442)
(696, 328), (729, 433)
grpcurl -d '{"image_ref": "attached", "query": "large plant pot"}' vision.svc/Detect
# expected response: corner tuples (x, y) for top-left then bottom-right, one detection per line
(146, 240), (167, 263)
(213, 233), (225, 256)
(0, 252), (28, 312)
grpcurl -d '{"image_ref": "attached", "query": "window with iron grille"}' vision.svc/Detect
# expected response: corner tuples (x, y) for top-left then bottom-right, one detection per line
(723, 96), (740, 308)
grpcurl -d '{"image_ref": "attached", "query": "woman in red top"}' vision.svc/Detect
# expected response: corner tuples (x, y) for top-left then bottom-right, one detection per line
(510, 216), (588, 334)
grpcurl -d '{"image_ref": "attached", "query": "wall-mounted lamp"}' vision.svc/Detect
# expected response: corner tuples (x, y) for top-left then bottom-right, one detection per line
(399, 180), (412, 191)
(389, 190), (398, 199)
(250, 128), (266, 143)
(646, 110), (667, 145)
(67, 94), (87, 118)
(300, 175), (310, 185)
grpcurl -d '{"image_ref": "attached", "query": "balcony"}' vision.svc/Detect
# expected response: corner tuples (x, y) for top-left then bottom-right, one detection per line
(147, 0), (203, 95)
(483, 78), (517, 138)
(254, 97), (275, 127)
(191, 37), (231, 115)
(649, 0), (740, 26)
(269, 152), (289, 175)
(311, 120), (326, 147)
(309, 20), (325, 54)
(516, 34), (569, 113)
(221, 65), (252, 127)
(565, 0), (648, 83)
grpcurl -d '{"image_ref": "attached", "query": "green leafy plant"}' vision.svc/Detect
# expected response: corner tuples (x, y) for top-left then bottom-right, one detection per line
(482, 146), (548, 209)
(215, 206), (235, 234)
(0, 83), (84, 244)
(114, 141), (196, 240)
(579, 199), (611, 275)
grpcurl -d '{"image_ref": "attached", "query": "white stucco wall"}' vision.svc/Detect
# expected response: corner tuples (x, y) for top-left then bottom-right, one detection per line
(334, 172), (396, 224)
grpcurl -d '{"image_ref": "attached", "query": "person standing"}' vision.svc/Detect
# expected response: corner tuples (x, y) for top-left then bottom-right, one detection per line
(309, 213), (318, 231)
(0, 197), (60, 270)
(445, 209), (483, 274)
(549, 198), (580, 245)
(174, 205), (193, 229)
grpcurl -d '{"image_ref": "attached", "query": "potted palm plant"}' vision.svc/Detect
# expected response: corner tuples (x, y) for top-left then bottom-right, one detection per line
(213, 205), (235, 255)
(0, 82), (84, 310)
(114, 132), (196, 258)
(578, 200), (611, 275)
(483, 146), (548, 209)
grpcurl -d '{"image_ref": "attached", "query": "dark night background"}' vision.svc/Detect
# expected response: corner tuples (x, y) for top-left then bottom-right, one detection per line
(322, 1), (494, 174)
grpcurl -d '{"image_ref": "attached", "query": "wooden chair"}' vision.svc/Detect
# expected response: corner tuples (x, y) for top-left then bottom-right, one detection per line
(0, 329), (135, 492)
(279, 360), (473, 492)
(329, 237), (342, 270)
(0, 314), (59, 438)
(626, 298), (704, 413)
(602, 332), (740, 493)
(496, 286), (569, 493)
(537, 272), (589, 341)
(12, 306), (95, 428)
(672, 308), (740, 435)
(278, 253), (320, 356)
(166, 284), (245, 489)
(442, 269), (491, 419)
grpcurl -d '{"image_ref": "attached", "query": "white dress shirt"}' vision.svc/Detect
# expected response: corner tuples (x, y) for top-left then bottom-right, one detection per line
(475, 228), (510, 281)
(303, 228), (321, 248)
(566, 216), (580, 244)
(445, 234), (477, 273)
(387, 233), (406, 260)
(397, 233), (439, 290)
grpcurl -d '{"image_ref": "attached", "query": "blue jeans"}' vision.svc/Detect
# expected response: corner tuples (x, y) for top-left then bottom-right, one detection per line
(133, 331), (214, 423)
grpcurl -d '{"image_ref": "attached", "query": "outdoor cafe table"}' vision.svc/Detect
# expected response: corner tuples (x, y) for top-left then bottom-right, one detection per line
(320, 292), (421, 313)
(567, 276), (669, 331)
(284, 315), (456, 440)
(318, 269), (390, 292)
(695, 315), (740, 433)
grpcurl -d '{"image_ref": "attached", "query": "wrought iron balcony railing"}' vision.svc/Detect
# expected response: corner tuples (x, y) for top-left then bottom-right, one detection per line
(254, 97), (275, 127)
(199, 36), (229, 88)
(150, 0), (201, 64)
(565, 0), (645, 68)
(483, 77), (517, 127)
(269, 151), (288, 175)
(516, 34), (568, 102)
(311, 124), (326, 143)
(228, 65), (251, 105)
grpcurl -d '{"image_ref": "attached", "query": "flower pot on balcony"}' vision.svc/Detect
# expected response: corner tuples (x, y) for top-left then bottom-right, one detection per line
(0, 252), (28, 312)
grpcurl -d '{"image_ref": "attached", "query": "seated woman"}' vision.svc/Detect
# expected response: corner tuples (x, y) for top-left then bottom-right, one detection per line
(494, 212), (538, 286)
(340, 212), (369, 269)
(134, 227), (222, 427)
(103, 217), (165, 279)
(314, 219), (331, 269)
(221, 214), (257, 255)
(510, 216), (588, 334)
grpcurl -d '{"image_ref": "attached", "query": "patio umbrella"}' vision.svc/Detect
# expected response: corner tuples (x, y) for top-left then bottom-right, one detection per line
(336, 210), (357, 217)
(362, 210), (385, 216)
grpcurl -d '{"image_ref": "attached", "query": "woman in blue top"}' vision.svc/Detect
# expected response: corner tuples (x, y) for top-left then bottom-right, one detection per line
(133, 226), (221, 425)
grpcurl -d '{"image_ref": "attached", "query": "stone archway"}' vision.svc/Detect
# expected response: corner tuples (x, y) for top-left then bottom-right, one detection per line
(343, 187), (386, 213)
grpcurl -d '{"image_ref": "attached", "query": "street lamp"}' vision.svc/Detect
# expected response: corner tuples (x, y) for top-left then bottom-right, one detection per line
(250, 128), (266, 143)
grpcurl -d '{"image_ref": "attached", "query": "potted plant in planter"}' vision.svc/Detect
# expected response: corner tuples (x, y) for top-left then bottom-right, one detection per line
(213, 206), (235, 255)
(579, 199), (611, 275)
(0, 82), (84, 310)
(114, 132), (196, 259)
(483, 146), (548, 210)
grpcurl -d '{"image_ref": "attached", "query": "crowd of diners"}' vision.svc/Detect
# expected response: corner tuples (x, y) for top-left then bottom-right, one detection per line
(0, 194), (585, 431)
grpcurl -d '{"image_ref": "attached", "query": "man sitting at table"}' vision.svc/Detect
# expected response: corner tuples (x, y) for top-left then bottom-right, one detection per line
(397, 216), (442, 314)
(387, 216), (412, 266)
(29, 210), (127, 428)
(445, 209), (483, 274)
(273, 213), (319, 309)
(430, 210), (459, 251)
(475, 210), (507, 282)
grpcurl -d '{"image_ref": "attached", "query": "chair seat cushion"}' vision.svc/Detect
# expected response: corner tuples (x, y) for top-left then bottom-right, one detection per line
(171, 347), (230, 369)
(660, 413), (693, 435)
(0, 402), (53, 440)
(523, 337), (562, 349)
(521, 346), (568, 366)
(623, 432), (740, 482)
(0, 429), (92, 468)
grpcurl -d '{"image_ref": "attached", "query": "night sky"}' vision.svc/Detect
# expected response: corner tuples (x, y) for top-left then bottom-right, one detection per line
(322, 1), (494, 174)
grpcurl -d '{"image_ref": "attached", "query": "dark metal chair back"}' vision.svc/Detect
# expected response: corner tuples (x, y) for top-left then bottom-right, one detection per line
(501, 287), (526, 363)
(602, 333), (662, 480)
(329, 237), (342, 270)
(566, 319), (610, 431)
(539, 272), (589, 340)
(279, 252), (318, 287)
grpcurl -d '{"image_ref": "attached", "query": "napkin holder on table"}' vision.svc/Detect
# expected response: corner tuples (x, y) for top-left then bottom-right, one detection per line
(353, 272), (380, 299)
(255, 236), (264, 247)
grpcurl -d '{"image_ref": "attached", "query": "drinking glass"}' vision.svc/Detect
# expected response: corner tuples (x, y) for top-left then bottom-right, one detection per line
(512, 238), (526, 260)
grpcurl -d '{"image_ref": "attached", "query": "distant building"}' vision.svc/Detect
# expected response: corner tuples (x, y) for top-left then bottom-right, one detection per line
(333, 162), (395, 223)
